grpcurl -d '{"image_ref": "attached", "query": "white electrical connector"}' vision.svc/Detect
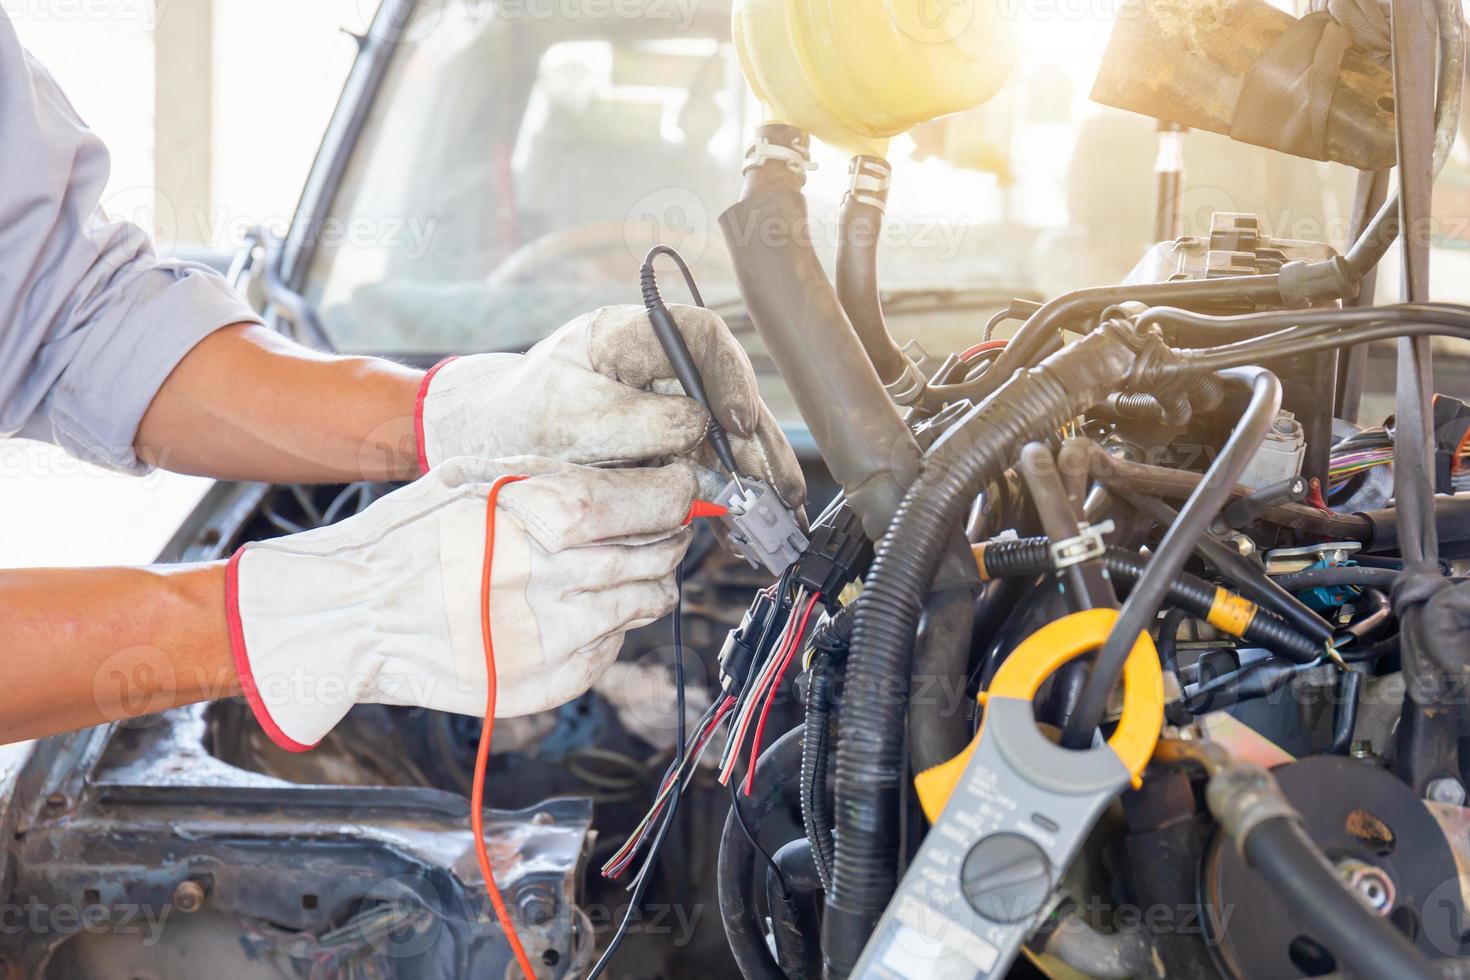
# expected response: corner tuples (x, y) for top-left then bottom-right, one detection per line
(714, 478), (808, 575)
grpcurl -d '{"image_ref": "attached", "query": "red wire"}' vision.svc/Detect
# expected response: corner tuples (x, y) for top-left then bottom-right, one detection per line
(959, 338), (1009, 362)
(743, 594), (820, 796)
(474, 475), (538, 980)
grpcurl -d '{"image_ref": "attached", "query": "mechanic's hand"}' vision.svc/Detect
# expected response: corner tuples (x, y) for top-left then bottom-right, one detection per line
(415, 304), (806, 510)
(227, 456), (698, 750)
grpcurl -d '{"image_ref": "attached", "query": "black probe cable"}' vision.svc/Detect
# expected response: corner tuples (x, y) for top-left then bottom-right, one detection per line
(586, 563), (688, 980)
(1063, 367), (1283, 747)
(641, 245), (745, 488)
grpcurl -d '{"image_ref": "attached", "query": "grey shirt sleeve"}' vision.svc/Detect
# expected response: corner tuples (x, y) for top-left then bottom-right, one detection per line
(0, 11), (263, 474)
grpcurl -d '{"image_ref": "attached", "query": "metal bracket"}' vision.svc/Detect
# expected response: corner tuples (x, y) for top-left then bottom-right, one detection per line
(1049, 519), (1116, 570)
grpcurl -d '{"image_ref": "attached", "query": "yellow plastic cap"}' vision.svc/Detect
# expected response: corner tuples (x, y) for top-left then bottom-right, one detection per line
(733, 0), (1019, 155)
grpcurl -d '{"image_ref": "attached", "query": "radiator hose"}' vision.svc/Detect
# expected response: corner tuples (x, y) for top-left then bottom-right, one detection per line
(823, 319), (1163, 974)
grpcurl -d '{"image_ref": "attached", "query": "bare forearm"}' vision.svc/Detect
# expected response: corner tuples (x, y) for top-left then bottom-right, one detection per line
(0, 564), (236, 743)
(136, 323), (425, 483)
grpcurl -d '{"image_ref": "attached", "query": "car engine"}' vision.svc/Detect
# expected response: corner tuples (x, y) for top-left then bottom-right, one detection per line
(5, 0), (1470, 978)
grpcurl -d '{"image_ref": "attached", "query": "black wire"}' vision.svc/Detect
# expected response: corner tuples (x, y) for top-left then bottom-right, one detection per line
(1157, 606), (1190, 677)
(645, 244), (706, 308)
(728, 569), (795, 746)
(729, 772), (792, 900)
(1064, 368), (1282, 746)
(1271, 566), (1403, 591)
(1135, 304), (1470, 374)
(723, 569), (797, 902)
(586, 563), (689, 979)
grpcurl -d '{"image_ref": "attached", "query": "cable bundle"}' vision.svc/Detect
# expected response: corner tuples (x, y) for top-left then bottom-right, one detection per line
(719, 588), (821, 794)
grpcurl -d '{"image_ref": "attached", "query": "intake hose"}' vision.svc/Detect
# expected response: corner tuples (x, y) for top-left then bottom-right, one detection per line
(974, 540), (1324, 663)
(722, 124), (979, 799)
(720, 126), (919, 541)
(823, 320), (1155, 975)
(834, 156), (923, 405)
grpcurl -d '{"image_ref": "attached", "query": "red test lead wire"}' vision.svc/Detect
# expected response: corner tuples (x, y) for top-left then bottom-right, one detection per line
(475, 486), (725, 979)
(474, 475), (538, 980)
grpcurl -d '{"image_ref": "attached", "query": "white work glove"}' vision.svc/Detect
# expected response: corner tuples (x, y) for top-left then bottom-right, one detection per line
(226, 456), (698, 751)
(414, 304), (805, 510)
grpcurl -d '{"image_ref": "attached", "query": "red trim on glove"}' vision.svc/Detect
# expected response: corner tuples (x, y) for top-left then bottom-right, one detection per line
(226, 547), (318, 754)
(414, 356), (460, 476)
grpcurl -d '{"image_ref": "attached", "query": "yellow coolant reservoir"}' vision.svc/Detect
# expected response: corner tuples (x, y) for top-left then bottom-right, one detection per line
(733, 0), (1018, 155)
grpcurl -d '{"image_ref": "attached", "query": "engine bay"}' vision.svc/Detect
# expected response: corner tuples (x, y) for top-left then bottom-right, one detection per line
(5, 0), (1470, 978)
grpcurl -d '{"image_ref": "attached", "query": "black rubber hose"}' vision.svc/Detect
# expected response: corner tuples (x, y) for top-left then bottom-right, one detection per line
(1111, 486), (1337, 648)
(1186, 658), (1304, 713)
(834, 156), (912, 391)
(801, 649), (836, 893)
(1243, 817), (1437, 980)
(908, 555), (981, 771)
(718, 728), (806, 980)
(1339, 0), (1461, 284)
(1327, 670), (1363, 756)
(724, 131), (982, 781)
(978, 540), (1322, 663)
(824, 322), (1148, 976)
(1271, 566), (1403, 591)
(958, 275), (1284, 405)
(1363, 497), (1470, 553)
(720, 127), (920, 541)
(766, 841), (821, 980)
(1338, 588), (1394, 648)
(1064, 368), (1282, 746)
(1158, 606), (1190, 676)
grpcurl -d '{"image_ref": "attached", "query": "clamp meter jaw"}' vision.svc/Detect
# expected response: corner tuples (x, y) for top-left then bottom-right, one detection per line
(854, 610), (1164, 979)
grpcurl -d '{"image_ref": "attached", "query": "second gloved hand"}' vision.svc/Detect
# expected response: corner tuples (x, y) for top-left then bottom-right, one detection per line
(414, 304), (805, 511)
(226, 457), (698, 751)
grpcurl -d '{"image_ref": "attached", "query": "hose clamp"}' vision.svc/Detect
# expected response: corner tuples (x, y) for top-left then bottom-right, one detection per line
(884, 358), (926, 405)
(844, 156), (892, 211)
(1049, 519), (1116, 570)
(743, 138), (817, 176)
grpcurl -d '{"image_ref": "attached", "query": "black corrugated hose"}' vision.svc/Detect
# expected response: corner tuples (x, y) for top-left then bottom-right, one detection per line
(976, 539), (1324, 663)
(801, 608), (851, 894)
(823, 319), (1160, 975)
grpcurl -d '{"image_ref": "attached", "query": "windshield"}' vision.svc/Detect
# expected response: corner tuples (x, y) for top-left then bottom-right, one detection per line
(303, 0), (1032, 375)
(302, 0), (1469, 426)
